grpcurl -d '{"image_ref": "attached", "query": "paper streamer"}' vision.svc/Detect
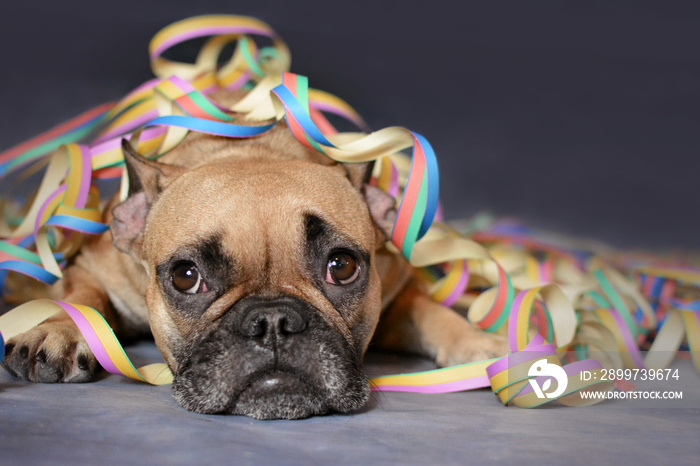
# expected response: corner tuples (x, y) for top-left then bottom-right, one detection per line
(0, 300), (172, 385)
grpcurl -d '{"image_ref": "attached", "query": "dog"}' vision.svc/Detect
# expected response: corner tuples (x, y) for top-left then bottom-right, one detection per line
(1, 89), (508, 419)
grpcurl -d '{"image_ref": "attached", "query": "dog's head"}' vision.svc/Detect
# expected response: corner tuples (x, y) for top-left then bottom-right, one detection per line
(110, 125), (396, 419)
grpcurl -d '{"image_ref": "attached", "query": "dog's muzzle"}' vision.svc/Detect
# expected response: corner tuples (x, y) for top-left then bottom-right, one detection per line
(171, 294), (369, 419)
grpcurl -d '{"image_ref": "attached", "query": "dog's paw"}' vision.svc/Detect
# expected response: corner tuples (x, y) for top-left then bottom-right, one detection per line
(2, 322), (99, 383)
(436, 331), (509, 368)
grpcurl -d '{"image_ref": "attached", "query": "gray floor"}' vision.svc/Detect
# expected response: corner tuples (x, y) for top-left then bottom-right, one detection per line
(0, 340), (698, 465)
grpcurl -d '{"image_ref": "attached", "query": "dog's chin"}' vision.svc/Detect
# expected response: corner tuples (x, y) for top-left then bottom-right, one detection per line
(233, 372), (328, 420)
(172, 369), (369, 420)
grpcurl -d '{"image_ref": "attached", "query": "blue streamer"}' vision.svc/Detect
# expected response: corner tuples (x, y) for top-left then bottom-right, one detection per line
(145, 115), (276, 138)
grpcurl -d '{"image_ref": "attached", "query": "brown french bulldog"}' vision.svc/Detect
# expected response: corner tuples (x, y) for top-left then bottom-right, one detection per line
(1, 90), (507, 419)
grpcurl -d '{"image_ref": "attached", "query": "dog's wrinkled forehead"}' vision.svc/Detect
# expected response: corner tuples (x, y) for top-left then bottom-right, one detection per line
(141, 159), (375, 267)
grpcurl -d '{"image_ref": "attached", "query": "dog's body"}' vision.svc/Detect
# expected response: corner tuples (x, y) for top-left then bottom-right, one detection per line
(2, 90), (506, 419)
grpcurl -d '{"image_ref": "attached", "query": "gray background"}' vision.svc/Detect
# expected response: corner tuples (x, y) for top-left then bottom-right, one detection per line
(1, 1), (699, 464)
(1, 0), (698, 249)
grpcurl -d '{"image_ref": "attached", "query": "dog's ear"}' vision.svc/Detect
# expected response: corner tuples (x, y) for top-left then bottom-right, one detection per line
(362, 183), (396, 246)
(344, 161), (374, 191)
(119, 139), (185, 202)
(344, 161), (396, 245)
(111, 139), (185, 258)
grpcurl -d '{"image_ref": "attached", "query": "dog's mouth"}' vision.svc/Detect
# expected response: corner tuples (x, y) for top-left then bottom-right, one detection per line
(233, 371), (327, 419)
(243, 371), (311, 395)
(170, 295), (370, 419)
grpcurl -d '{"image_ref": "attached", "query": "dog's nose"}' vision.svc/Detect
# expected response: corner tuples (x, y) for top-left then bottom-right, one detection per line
(240, 306), (307, 339)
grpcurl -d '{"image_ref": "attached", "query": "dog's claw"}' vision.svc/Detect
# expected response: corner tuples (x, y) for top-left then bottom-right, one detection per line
(78, 354), (90, 371)
(1, 322), (99, 383)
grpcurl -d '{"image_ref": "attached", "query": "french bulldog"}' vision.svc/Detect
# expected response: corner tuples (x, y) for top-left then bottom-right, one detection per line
(1, 89), (507, 419)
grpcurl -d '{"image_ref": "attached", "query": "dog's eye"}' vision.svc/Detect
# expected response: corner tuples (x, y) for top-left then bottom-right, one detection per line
(172, 262), (208, 294)
(326, 252), (359, 285)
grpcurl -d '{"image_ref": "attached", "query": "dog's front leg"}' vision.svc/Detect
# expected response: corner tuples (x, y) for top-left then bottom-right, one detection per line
(373, 279), (508, 367)
(1, 264), (110, 382)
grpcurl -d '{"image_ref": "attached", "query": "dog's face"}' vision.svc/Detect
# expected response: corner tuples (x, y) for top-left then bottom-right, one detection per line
(111, 132), (396, 419)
